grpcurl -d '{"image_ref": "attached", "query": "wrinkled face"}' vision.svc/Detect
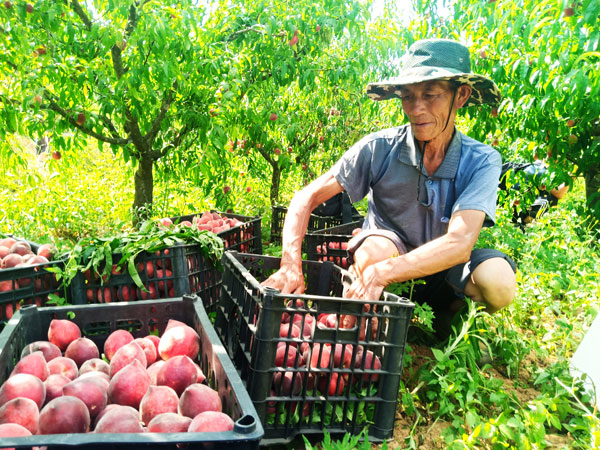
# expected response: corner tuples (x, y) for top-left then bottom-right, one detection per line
(398, 80), (459, 143)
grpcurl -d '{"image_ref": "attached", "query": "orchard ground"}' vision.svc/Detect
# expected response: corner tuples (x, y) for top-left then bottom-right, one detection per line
(1, 140), (599, 448)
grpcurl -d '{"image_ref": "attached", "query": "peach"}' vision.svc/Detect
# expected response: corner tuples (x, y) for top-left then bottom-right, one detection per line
(10, 351), (49, 381)
(332, 343), (354, 368)
(20, 341), (61, 362)
(133, 337), (157, 366)
(79, 358), (110, 376)
(275, 343), (300, 368)
(63, 378), (108, 420)
(109, 341), (147, 377)
(178, 383), (221, 419)
(0, 237), (17, 248)
(37, 243), (55, 260)
(43, 373), (71, 403)
(27, 255), (49, 266)
(188, 411), (234, 432)
(38, 396), (90, 434)
(156, 355), (197, 396)
(272, 371), (303, 396)
(146, 360), (166, 385)
(317, 372), (345, 396)
(0, 397), (39, 434)
(2, 253), (23, 269)
(93, 404), (137, 429)
(0, 373), (45, 408)
(139, 385), (179, 426)
(147, 412), (192, 433)
(309, 343), (332, 369)
(48, 319), (81, 351)
(103, 329), (134, 361)
(0, 246), (9, 259)
(279, 323), (301, 341)
(47, 356), (78, 380)
(78, 371), (110, 387)
(158, 324), (199, 360)
(144, 334), (160, 354)
(10, 242), (30, 256)
(94, 404), (144, 433)
(65, 337), (100, 367)
(0, 422), (32, 441)
(353, 349), (381, 382)
(108, 359), (151, 409)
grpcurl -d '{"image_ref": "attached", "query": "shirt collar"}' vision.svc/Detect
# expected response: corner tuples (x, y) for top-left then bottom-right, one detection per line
(398, 125), (462, 179)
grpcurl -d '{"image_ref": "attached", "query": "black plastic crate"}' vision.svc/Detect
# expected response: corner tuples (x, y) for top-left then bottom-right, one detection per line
(0, 295), (263, 449)
(170, 211), (262, 254)
(0, 237), (67, 330)
(69, 242), (227, 314)
(270, 206), (362, 245)
(214, 251), (414, 445)
(305, 220), (364, 269)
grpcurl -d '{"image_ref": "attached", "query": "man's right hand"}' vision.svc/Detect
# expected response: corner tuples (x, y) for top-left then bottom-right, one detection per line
(261, 264), (305, 294)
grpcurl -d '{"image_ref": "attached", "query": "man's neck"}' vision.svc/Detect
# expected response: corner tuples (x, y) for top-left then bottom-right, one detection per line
(416, 127), (456, 175)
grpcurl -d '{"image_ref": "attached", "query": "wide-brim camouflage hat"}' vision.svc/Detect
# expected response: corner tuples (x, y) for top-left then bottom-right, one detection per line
(366, 38), (501, 107)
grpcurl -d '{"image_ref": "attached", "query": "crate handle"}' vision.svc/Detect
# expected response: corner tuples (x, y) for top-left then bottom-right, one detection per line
(233, 414), (257, 434)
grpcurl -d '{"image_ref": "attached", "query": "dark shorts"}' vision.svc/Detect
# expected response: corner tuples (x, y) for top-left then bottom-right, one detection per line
(347, 230), (517, 312)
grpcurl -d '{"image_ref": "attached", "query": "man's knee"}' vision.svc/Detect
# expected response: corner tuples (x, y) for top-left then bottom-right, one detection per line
(464, 257), (516, 313)
(351, 235), (400, 275)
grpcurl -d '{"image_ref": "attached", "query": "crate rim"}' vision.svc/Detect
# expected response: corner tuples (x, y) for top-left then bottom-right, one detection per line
(224, 251), (414, 308)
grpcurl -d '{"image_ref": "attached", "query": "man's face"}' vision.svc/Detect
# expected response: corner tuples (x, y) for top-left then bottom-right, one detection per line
(398, 80), (457, 143)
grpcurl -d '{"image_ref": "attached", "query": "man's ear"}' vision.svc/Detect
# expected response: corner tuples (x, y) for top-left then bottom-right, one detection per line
(456, 84), (472, 109)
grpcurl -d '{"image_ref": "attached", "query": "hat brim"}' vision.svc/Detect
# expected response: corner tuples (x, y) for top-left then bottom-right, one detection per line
(367, 67), (501, 107)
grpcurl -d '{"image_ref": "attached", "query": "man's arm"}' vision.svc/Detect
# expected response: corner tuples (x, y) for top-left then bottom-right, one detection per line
(345, 209), (485, 300)
(262, 172), (345, 293)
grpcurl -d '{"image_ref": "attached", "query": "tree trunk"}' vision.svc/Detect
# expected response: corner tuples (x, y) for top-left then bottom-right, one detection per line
(133, 156), (154, 225)
(270, 164), (281, 206)
(584, 165), (600, 226)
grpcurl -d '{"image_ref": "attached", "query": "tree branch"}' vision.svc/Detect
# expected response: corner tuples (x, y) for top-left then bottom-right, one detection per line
(151, 123), (193, 160)
(70, 0), (92, 30)
(145, 81), (177, 147)
(46, 99), (130, 146)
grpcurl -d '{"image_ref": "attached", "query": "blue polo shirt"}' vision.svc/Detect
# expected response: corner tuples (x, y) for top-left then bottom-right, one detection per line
(329, 125), (501, 251)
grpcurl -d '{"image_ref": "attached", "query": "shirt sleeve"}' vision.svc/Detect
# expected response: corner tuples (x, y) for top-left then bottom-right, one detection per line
(328, 135), (378, 204)
(452, 148), (502, 224)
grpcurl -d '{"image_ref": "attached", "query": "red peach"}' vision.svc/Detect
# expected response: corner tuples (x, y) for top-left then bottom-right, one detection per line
(139, 385), (179, 426)
(94, 405), (145, 433)
(48, 319), (81, 351)
(43, 374), (71, 403)
(20, 341), (61, 362)
(10, 351), (49, 381)
(109, 341), (147, 377)
(275, 343), (300, 368)
(9, 242), (30, 256)
(63, 378), (107, 420)
(317, 372), (345, 396)
(133, 337), (158, 366)
(0, 373), (45, 408)
(188, 411), (234, 432)
(92, 404), (137, 430)
(156, 355), (198, 396)
(2, 253), (23, 269)
(147, 412), (192, 433)
(103, 329), (134, 361)
(146, 360), (166, 385)
(158, 324), (200, 360)
(37, 243), (55, 260)
(272, 371), (303, 396)
(0, 422), (32, 443)
(38, 396), (90, 434)
(0, 397), (39, 434)
(65, 337), (100, 367)
(178, 383), (222, 418)
(108, 359), (151, 409)
(144, 334), (161, 355)
(79, 358), (110, 377)
(47, 356), (78, 380)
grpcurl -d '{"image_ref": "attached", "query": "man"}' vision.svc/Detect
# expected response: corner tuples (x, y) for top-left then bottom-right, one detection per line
(263, 39), (517, 335)
(501, 159), (570, 226)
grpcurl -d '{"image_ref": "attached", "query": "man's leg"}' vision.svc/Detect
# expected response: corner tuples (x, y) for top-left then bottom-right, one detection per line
(448, 249), (517, 314)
